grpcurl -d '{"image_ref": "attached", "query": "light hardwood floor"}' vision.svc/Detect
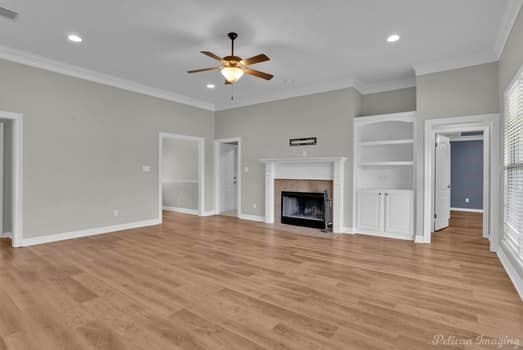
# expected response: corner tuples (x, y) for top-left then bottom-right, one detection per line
(0, 211), (521, 349)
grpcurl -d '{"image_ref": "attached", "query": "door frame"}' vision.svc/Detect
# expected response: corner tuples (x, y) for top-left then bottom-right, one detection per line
(158, 132), (205, 220)
(0, 110), (23, 248)
(214, 137), (241, 217)
(423, 114), (499, 251)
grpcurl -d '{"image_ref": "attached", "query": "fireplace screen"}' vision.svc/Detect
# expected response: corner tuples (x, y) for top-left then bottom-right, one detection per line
(281, 191), (327, 229)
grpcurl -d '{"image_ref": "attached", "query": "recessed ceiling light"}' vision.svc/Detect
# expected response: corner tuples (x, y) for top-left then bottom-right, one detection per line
(206, 83), (215, 89)
(67, 34), (83, 43)
(387, 34), (400, 43)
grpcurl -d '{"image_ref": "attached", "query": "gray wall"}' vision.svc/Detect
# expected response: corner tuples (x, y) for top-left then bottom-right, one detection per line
(360, 87), (416, 116)
(161, 137), (199, 210)
(498, 7), (523, 277)
(450, 140), (483, 210)
(215, 88), (361, 227)
(415, 62), (499, 237)
(0, 59), (215, 238)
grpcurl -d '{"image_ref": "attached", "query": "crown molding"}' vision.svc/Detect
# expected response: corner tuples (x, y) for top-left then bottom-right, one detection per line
(215, 79), (357, 111)
(412, 53), (498, 76)
(0, 45), (215, 111)
(215, 75), (421, 110)
(494, 0), (523, 58)
(354, 77), (416, 95)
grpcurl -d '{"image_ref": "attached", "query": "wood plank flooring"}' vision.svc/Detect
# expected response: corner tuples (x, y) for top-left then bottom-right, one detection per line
(0, 211), (521, 349)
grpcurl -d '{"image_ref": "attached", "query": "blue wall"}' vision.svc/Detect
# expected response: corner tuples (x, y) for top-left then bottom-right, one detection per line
(450, 140), (483, 209)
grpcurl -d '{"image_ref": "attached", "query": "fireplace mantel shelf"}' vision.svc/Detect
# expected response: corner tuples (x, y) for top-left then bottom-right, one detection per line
(260, 157), (347, 163)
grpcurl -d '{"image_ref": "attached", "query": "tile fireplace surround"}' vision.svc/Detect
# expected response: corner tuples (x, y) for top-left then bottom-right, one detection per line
(260, 157), (346, 233)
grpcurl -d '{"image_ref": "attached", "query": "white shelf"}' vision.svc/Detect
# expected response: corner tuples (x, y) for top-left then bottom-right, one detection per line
(360, 139), (414, 146)
(359, 161), (414, 167)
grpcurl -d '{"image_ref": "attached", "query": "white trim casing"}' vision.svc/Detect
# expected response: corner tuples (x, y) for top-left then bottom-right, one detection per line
(0, 111), (23, 248)
(0, 45), (214, 111)
(159, 133), (205, 221)
(448, 135), (484, 142)
(20, 218), (161, 247)
(451, 207), (484, 213)
(423, 114), (500, 251)
(215, 138), (242, 218)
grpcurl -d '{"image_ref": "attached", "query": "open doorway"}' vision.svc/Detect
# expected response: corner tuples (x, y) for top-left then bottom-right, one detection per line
(0, 111), (23, 247)
(215, 138), (241, 217)
(423, 114), (499, 252)
(433, 131), (485, 234)
(159, 133), (204, 218)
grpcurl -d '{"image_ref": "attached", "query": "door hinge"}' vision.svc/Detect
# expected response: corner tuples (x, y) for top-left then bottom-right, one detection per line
(434, 213), (438, 219)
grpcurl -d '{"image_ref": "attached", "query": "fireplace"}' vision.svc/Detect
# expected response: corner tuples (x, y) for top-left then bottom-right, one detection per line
(281, 191), (327, 229)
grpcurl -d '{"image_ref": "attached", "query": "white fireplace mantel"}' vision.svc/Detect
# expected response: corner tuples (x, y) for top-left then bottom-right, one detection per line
(260, 157), (346, 233)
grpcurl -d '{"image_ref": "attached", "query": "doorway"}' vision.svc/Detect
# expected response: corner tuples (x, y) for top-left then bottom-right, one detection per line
(215, 138), (241, 217)
(0, 111), (23, 247)
(433, 132), (485, 232)
(159, 133), (205, 219)
(423, 114), (499, 251)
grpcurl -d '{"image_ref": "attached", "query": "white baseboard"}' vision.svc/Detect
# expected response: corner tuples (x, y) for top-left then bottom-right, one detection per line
(415, 235), (430, 244)
(163, 206), (199, 215)
(202, 210), (216, 217)
(342, 227), (355, 234)
(498, 243), (523, 301)
(353, 228), (414, 241)
(20, 218), (161, 247)
(0, 232), (12, 239)
(239, 213), (265, 222)
(451, 207), (484, 213)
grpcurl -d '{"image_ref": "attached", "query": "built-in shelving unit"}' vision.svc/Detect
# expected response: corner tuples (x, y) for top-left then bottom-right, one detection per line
(353, 112), (416, 240)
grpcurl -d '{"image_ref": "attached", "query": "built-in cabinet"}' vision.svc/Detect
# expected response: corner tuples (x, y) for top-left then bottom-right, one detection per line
(354, 112), (416, 240)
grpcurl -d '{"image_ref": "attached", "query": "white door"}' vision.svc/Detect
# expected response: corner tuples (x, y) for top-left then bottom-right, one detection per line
(220, 143), (238, 214)
(384, 191), (413, 235)
(357, 191), (383, 232)
(434, 135), (451, 231)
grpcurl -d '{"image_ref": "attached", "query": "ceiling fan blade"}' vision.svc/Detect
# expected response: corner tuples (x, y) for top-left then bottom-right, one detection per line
(243, 68), (274, 80)
(187, 67), (220, 73)
(201, 51), (223, 62)
(241, 54), (270, 66)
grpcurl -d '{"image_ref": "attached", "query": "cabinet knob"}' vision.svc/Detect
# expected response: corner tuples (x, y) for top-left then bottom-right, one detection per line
(379, 192), (382, 195)
(385, 193), (389, 196)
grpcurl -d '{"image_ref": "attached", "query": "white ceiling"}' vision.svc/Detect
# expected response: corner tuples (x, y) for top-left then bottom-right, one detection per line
(0, 0), (520, 110)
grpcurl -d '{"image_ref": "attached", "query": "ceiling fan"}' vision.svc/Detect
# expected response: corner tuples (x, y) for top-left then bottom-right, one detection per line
(187, 32), (273, 84)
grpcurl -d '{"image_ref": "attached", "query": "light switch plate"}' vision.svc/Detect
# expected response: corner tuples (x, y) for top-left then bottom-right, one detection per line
(142, 165), (152, 173)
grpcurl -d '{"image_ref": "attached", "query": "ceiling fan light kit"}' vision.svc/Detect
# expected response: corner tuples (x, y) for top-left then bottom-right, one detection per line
(188, 32), (273, 84)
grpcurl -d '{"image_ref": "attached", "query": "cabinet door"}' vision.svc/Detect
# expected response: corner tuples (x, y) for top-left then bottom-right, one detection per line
(384, 191), (413, 235)
(357, 191), (383, 232)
